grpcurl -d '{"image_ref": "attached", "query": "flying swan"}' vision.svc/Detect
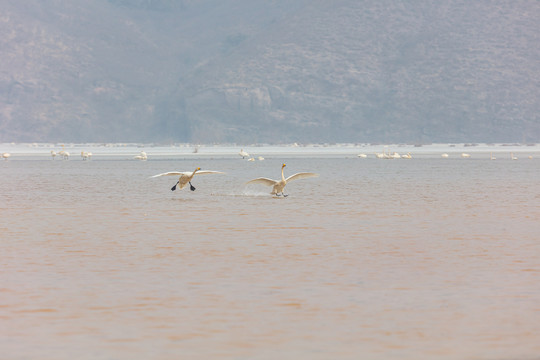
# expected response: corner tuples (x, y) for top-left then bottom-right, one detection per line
(151, 167), (224, 191)
(246, 163), (318, 197)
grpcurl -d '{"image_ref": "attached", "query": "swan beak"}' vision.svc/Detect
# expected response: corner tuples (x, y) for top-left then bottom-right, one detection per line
(282, 163), (286, 167)
(197, 167), (201, 170)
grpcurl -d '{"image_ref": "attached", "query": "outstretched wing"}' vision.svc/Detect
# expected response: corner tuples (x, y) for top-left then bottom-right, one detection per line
(246, 177), (277, 186)
(193, 170), (225, 176)
(285, 172), (318, 182)
(151, 171), (190, 178)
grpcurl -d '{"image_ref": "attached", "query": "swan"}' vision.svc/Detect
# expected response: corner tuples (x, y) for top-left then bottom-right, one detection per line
(57, 145), (70, 160)
(441, 153), (449, 158)
(134, 151), (147, 160)
(511, 153), (518, 160)
(51, 150), (57, 160)
(246, 163), (318, 197)
(151, 167), (224, 191)
(239, 149), (250, 159)
(258, 156), (265, 161)
(58, 150), (69, 160)
(461, 153), (471, 158)
(357, 154), (367, 158)
(2, 152), (10, 160)
(401, 152), (412, 159)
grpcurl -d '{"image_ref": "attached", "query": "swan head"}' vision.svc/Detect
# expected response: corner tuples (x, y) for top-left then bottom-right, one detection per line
(282, 163), (286, 168)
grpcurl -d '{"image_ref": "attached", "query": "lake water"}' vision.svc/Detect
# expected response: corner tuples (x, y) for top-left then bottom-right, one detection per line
(1, 144), (540, 359)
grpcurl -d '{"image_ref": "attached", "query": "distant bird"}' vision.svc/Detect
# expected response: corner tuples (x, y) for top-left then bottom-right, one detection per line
(239, 149), (250, 159)
(58, 150), (69, 160)
(248, 157), (255, 162)
(246, 163), (318, 197)
(401, 152), (412, 159)
(258, 156), (265, 161)
(357, 154), (367, 158)
(134, 151), (147, 160)
(57, 145), (69, 160)
(441, 153), (449, 158)
(461, 153), (471, 158)
(151, 168), (224, 191)
(81, 151), (90, 160)
(511, 153), (518, 160)
(51, 150), (57, 160)
(2, 152), (10, 160)
(490, 152), (496, 160)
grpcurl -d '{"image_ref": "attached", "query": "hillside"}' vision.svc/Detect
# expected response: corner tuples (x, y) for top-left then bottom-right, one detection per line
(1, 0), (539, 143)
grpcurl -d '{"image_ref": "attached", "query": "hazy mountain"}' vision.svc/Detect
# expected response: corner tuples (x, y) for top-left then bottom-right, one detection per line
(1, 0), (538, 143)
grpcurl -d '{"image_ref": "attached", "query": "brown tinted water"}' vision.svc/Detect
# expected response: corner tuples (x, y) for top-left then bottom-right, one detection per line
(1, 155), (539, 359)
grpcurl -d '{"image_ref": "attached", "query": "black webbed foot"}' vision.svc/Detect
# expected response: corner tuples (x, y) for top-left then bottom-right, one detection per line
(189, 182), (196, 191)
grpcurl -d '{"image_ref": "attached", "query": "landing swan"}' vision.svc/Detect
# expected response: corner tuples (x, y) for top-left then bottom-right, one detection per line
(152, 167), (224, 191)
(246, 163), (318, 197)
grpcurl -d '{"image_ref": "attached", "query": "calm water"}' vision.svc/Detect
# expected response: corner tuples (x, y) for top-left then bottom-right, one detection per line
(1, 146), (540, 359)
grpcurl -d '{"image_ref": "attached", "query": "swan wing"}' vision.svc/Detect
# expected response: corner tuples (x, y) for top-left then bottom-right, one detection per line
(246, 177), (277, 186)
(193, 170), (225, 176)
(150, 171), (190, 178)
(285, 172), (318, 182)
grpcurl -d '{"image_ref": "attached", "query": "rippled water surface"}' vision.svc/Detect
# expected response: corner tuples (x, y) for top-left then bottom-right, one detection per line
(2, 146), (540, 359)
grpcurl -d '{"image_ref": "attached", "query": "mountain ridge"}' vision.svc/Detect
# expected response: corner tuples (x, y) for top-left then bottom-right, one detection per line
(1, 0), (538, 143)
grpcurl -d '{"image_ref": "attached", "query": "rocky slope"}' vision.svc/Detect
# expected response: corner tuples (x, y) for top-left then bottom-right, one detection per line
(1, 0), (538, 143)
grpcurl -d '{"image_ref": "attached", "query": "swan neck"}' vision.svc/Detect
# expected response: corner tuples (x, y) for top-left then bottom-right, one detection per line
(281, 166), (285, 181)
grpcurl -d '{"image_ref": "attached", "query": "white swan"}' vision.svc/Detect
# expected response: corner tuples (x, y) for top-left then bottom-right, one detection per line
(152, 167), (224, 191)
(57, 145), (70, 160)
(81, 151), (90, 160)
(134, 151), (147, 160)
(239, 149), (250, 159)
(441, 153), (449, 158)
(461, 153), (471, 158)
(357, 154), (367, 158)
(511, 153), (518, 160)
(51, 150), (57, 160)
(246, 163), (318, 197)
(401, 152), (412, 159)
(2, 152), (11, 160)
(58, 150), (69, 160)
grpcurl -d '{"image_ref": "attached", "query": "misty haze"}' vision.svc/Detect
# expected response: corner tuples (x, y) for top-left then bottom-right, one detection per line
(1, 0), (539, 143)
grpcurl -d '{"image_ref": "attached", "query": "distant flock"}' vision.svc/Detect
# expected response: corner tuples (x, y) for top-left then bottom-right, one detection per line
(1, 147), (535, 195)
